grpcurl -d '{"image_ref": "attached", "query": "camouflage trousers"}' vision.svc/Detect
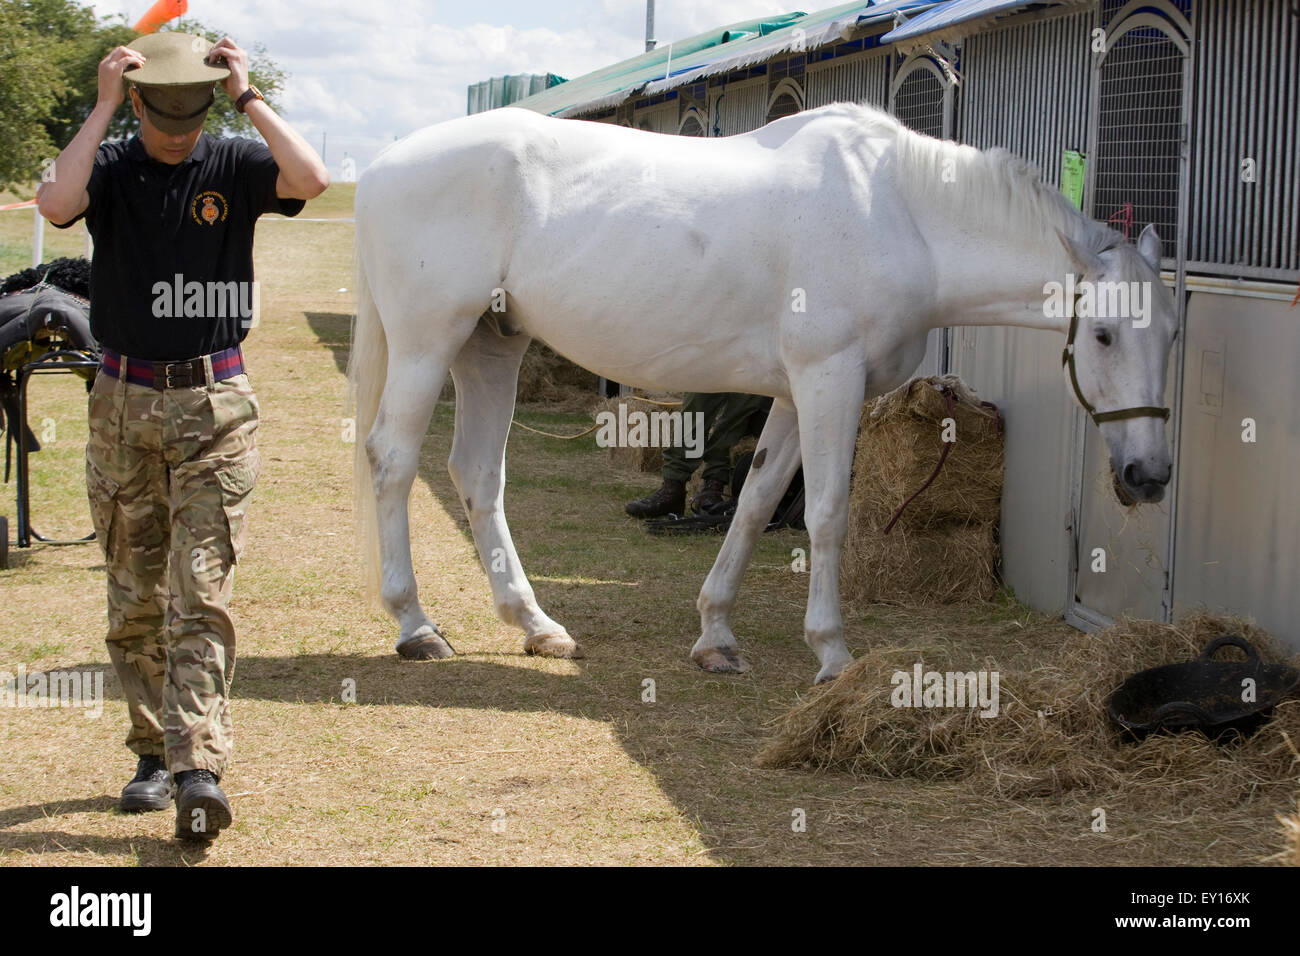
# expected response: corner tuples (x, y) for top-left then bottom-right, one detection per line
(85, 366), (260, 778)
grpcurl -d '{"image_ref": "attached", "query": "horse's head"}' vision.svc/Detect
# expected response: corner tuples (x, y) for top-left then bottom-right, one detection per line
(1056, 224), (1178, 505)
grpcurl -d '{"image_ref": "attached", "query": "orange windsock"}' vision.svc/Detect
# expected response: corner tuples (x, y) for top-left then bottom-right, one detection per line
(133, 0), (188, 34)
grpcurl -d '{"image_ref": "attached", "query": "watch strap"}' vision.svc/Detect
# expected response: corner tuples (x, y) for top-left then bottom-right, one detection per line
(235, 86), (263, 113)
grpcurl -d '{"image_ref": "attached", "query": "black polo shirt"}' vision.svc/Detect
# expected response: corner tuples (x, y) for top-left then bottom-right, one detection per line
(53, 132), (305, 361)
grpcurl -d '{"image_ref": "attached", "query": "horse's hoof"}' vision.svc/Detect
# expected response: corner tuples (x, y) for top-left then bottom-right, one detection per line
(524, 633), (584, 659)
(692, 645), (752, 674)
(814, 660), (850, 685)
(396, 626), (456, 661)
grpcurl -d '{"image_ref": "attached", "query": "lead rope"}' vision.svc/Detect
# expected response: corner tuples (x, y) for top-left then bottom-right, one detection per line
(509, 419), (600, 440)
(509, 392), (682, 440)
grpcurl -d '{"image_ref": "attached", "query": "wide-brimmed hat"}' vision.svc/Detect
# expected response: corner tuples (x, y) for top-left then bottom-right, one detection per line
(124, 33), (230, 134)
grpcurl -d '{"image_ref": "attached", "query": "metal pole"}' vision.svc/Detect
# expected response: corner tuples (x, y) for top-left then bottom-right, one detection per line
(645, 1), (656, 52)
(31, 206), (44, 267)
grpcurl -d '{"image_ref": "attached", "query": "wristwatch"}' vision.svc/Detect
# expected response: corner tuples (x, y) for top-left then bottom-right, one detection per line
(234, 86), (264, 113)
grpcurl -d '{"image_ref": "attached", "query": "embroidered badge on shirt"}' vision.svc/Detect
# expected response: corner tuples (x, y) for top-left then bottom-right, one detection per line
(191, 190), (229, 225)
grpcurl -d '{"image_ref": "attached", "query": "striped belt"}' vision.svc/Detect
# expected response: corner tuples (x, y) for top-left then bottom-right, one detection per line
(101, 346), (245, 390)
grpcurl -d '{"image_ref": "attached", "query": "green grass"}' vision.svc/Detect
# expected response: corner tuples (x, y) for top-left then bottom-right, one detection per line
(0, 186), (90, 278)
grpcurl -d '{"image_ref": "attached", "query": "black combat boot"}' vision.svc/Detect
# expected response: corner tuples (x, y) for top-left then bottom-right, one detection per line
(120, 754), (173, 812)
(625, 478), (686, 518)
(691, 478), (729, 516)
(174, 769), (233, 841)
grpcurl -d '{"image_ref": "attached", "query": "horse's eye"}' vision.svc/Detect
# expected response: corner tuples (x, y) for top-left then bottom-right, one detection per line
(1095, 328), (1113, 347)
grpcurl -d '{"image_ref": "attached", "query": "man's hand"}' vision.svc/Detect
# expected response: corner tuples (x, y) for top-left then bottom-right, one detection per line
(98, 46), (146, 109)
(206, 37), (250, 100)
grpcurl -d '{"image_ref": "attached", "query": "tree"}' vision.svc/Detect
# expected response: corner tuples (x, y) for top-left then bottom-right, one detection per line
(166, 17), (286, 138)
(0, 0), (65, 189)
(14, 0), (137, 148)
(1, 0), (290, 191)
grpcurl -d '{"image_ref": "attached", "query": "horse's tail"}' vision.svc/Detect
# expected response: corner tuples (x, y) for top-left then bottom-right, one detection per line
(347, 240), (385, 604)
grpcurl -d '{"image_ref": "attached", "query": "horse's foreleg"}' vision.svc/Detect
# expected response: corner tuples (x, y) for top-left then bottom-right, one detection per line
(790, 355), (866, 684)
(368, 353), (456, 660)
(448, 327), (581, 659)
(691, 399), (801, 674)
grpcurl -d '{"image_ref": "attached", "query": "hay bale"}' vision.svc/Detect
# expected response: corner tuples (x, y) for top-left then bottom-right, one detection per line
(731, 436), (758, 468)
(842, 522), (998, 605)
(842, 375), (1004, 604)
(516, 342), (599, 407)
(759, 611), (1300, 808)
(591, 395), (683, 474)
(853, 375), (1004, 530)
(436, 341), (597, 408)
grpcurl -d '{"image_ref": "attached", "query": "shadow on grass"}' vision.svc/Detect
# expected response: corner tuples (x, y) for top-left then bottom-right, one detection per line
(304, 311), (352, 378)
(0, 795), (216, 864)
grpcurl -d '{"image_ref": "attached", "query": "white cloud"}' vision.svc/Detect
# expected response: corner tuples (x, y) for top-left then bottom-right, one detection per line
(88, 1), (800, 173)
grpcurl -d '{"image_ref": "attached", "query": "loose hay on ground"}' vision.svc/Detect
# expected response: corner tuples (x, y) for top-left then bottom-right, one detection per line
(759, 611), (1300, 811)
(1276, 798), (1300, 865)
(842, 375), (1004, 604)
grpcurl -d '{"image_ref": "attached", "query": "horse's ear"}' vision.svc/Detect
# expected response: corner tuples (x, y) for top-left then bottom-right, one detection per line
(1136, 224), (1162, 269)
(1055, 227), (1102, 276)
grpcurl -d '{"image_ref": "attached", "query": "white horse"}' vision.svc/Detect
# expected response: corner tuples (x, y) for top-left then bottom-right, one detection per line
(349, 102), (1176, 684)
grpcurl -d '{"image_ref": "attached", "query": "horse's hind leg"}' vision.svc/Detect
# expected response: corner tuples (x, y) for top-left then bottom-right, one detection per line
(691, 398), (801, 674)
(447, 323), (581, 659)
(368, 345), (463, 660)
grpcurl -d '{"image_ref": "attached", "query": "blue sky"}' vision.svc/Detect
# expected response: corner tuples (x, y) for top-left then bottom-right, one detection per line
(88, 1), (798, 174)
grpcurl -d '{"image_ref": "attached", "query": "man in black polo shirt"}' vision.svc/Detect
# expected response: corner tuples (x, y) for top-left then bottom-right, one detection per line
(37, 31), (328, 841)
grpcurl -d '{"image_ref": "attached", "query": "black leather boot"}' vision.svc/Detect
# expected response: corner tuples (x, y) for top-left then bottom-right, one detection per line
(691, 478), (729, 515)
(174, 769), (233, 841)
(120, 759), (172, 811)
(120, 755), (173, 812)
(625, 478), (686, 518)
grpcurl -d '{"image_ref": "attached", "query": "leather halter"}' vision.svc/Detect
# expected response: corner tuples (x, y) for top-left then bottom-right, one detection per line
(1061, 292), (1171, 426)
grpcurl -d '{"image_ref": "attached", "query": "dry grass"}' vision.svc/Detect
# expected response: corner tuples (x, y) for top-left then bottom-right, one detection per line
(842, 376), (1004, 604)
(2, 183), (1296, 866)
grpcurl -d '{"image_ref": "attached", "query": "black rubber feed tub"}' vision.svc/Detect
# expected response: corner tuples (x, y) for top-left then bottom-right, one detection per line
(1106, 635), (1300, 742)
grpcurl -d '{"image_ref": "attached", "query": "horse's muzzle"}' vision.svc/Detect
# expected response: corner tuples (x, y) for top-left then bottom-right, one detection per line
(1115, 459), (1170, 505)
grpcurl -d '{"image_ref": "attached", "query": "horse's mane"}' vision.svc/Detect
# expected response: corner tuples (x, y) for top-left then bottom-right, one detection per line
(0, 257), (91, 299)
(820, 101), (1123, 258)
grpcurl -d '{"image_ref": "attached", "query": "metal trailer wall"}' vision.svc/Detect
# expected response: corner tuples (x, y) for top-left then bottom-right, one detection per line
(1169, 0), (1300, 652)
(1067, 0), (1193, 632)
(632, 98), (679, 133)
(947, 9), (1095, 614)
(1174, 290), (1300, 649)
(1187, 0), (1299, 279)
(712, 77), (768, 136)
(804, 49), (889, 109)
